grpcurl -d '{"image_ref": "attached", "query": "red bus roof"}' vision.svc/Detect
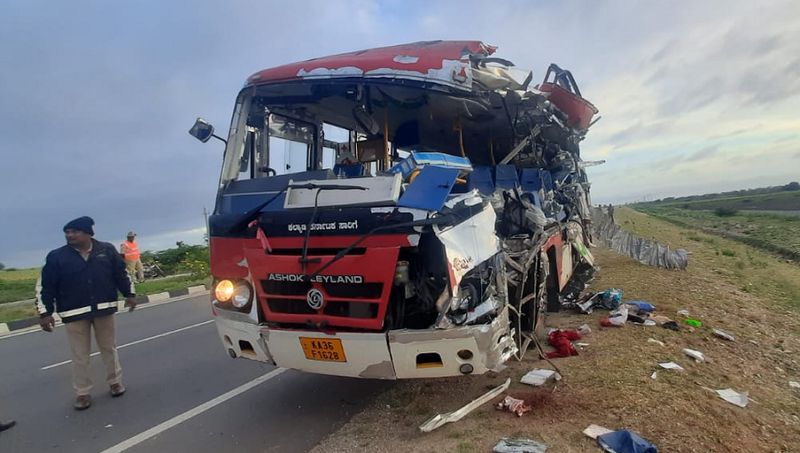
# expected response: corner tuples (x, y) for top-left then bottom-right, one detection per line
(246, 40), (496, 91)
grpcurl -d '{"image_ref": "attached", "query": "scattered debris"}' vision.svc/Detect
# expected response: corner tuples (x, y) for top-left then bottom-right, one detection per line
(683, 348), (706, 363)
(496, 395), (532, 417)
(684, 319), (702, 328)
(597, 430), (658, 453)
(626, 301), (655, 313)
(716, 388), (748, 408)
(577, 323), (593, 335)
(579, 288), (622, 313)
(789, 381), (800, 389)
(104, 424), (113, 429)
(419, 378), (511, 432)
(661, 321), (680, 331)
(658, 362), (684, 371)
(493, 437), (548, 453)
(600, 305), (628, 327)
(677, 309), (690, 317)
(712, 329), (735, 342)
(583, 424), (614, 440)
(546, 329), (582, 358)
(576, 342), (591, 348)
(650, 371), (658, 380)
(521, 369), (561, 386)
(647, 338), (665, 347)
(650, 315), (672, 325)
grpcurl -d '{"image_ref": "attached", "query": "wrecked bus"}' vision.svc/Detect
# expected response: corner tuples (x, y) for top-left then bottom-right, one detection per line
(189, 41), (598, 379)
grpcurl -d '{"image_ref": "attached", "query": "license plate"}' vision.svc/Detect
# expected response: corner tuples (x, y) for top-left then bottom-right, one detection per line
(299, 337), (347, 362)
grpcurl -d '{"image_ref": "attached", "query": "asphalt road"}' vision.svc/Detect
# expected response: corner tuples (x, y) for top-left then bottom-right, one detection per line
(0, 295), (391, 452)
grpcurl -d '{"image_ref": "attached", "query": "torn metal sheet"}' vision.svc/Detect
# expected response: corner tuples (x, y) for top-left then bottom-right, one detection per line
(493, 438), (547, 453)
(419, 378), (510, 432)
(683, 348), (706, 363)
(434, 204), (500, 288)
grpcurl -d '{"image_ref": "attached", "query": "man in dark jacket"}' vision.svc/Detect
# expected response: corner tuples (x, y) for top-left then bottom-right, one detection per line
(38, 216), (137, 410)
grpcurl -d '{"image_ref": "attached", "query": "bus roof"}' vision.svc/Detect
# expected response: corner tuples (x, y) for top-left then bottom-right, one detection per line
(245, 40), (496, 91)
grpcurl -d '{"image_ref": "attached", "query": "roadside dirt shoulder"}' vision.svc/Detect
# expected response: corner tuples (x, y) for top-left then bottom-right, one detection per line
(311, 213), (800, 452)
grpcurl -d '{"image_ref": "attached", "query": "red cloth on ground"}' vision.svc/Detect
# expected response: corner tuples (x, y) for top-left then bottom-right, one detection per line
(546, 329), (582, 358)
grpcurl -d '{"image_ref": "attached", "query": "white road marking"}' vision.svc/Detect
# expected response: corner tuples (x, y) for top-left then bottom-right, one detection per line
(40, 320), (214, 370)
(100, 368), (287, 453)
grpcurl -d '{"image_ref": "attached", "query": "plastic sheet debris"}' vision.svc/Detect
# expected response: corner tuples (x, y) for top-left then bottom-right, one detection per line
(658, 362), (684, 371)
(597, 430), (658, 453)
(683, 348), (705, 363)
(716, 388), (748, 408)
(650, 371), (658, 380)
(789, 381), (800, 389)
(626, 301), (655, 313)
(419, 378), (510, 432)
(713, 329), (735, 341)
(583, 424), (614, 439)
(684, 318), (702, 328)
(600, 305), (628, 327)
(578, 323), (592, 335)
(521, 369), (561, 386)
(496, 395), (532, 417)
(493, 438), (548, 453)
(647, 338), (665, 347)
(546, 329), (582, 358)
(677, 309), (690, 317)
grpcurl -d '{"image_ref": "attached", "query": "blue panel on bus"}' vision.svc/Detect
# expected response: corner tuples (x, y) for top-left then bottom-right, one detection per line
(495, 164), (520, 189)
(397, 166), (459, 211)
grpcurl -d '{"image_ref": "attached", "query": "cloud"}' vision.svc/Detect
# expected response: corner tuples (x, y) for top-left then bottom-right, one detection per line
(1, 0), (799, 265)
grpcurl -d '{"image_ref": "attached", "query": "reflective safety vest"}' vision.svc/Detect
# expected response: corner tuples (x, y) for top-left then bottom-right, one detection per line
(121, 240), (140, 261)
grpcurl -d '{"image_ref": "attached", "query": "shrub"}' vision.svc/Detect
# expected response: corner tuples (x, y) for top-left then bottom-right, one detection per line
(714, 207), (738, 217)
(721, 249), (737, 257)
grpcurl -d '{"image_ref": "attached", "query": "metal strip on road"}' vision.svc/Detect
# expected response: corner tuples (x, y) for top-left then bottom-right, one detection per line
(40, 320), (215, 370)
(100, 368), (287, 453)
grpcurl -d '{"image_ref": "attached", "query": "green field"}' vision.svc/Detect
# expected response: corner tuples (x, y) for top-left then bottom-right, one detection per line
(0, 268), (40, 303)
(650, 190), (800, 212)
(633, 191), (800, 261)
(0, 269), (208, 324)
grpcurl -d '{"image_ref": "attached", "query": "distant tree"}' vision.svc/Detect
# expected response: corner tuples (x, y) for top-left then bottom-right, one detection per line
(0, 262), (5, 271)
(714, 207), (738, 217)
(785, 181), (800, 191)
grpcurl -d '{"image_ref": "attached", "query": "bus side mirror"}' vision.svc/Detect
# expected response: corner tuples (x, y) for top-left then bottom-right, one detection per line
(189, 118), (215, 143)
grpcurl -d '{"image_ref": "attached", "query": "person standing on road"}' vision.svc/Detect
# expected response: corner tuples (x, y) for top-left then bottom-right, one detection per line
(38, 216), (137, 410)
(120, 231), (144, 283)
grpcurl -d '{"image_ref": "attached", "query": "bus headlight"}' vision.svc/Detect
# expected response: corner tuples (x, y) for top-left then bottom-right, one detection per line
(215, 280), (235, 302)
(232, 282), (252, 309)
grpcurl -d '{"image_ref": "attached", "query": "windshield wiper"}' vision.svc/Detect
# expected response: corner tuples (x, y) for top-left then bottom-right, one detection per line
(295, 183), (367, 272)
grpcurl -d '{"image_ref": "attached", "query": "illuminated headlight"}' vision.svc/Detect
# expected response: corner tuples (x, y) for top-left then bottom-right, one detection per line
(232, 283), (252, 309)
(215, 280), (234, 302)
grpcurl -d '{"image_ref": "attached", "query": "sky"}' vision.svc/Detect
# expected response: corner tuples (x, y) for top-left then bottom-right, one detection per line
(1, 0), (798, 267)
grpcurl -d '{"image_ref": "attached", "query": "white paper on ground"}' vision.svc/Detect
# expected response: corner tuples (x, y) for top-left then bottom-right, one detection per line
(650, 371), (658, 380)
(647, 338), (665, 347)
(583, 424), (614, 439)
(716, 388), (748, 407)
(683, 348), (706, 362)
(659, 362), (685, 371)
(789, 381), (800, 389)
(521, 369), (561, 386)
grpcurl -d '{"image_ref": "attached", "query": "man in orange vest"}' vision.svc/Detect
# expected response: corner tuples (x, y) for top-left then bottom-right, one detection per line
(120, 231), (144, 282)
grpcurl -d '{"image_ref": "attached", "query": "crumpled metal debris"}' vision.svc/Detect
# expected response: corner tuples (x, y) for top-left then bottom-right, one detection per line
(419, 378), (510, 432)
(493, 437), (547, 453)
(496, 395), (532, 416)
